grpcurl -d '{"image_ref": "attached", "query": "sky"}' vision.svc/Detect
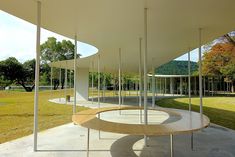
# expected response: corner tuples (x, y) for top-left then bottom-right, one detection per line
(0, 10), (201, 63)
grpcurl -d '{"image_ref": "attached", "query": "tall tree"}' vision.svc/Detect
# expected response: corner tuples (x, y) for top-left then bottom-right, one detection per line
(202, 42), (235, 91)
(0, 57), (35, 92)
(40, 37), (76, 89)
(41, 37), (75, 62)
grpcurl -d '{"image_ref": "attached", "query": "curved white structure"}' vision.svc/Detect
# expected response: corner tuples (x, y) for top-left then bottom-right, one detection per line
(0, 0), (234, 152)
(1, 0), (235, 72)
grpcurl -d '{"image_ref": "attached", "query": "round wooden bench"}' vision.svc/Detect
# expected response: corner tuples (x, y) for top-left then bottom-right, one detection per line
(72, 106), (210, 156)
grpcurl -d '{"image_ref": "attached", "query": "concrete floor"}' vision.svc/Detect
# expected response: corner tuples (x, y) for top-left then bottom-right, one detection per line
(1, 96), (235, 157)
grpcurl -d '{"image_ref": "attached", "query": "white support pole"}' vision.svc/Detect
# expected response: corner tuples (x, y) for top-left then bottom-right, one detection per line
(170, 77), (173, 95)
(50, 65), (53, 98)
(91, 60), (94, 104)
(164, 77), (167, 94)
(143, 7), (148, 146)
(59, 67), (62, 89)
(33, 1), (41, 151)
(118, 48), (122, 113)
(139, 38), (142, 123)
(180, 77), (183, 96)
(59, 66), (62, 102)
(170, 134), (174, 157)
(136, 80), (138, 98)
(113, 74), (115, 97)
(122, 75), (124, 105)
(70, 70), (72, 89)
(203, 76), (206, 96)
(188, 50), (191, 112)
(65, 64), (68, 104)
(97, 55), (101, 139)
(160, 78), (162, 95)
(212, 77), (214, 96)
(198, 28), (203, 115)
(156, 77), (158, 95)
(152, 64), (155, 108)
(103, 67), (106, 102)
(98, 55), (100, 108)
(73, 35), (77, 114)
(194, 76), (197, 95)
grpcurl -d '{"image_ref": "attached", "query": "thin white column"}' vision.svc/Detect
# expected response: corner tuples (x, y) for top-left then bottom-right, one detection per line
(70, 70), (72, 89)
(139, 38), (142, 123)
(164, 77), (167, 94)
(170, 77), (173, 94)
(97, 55), (101, 139)
(188, 50), (191, 111)
(59, 67), (62, 89)
(65, 66), (68, 104)
(98, 55), (100, 108)
(73, 35), (77, 114)
(194, 76), (197, 95)
(160, 78), (162, 95)
(103, 68), (106, 102)
(91, 60), (94, 104)
(208, 77), (210, 95)
(212, 77), (214, 96)
(122, 75), (124, 105)
(118, 48), (122, 112)
(135, 80), (138, 97)
(180, 77), (183, 96)
(203, 76), (206, 96)
(59, 66), (62, 101)
(152, 65), (155, 107)
(156, 78), (158, 94)
(50, 65), (53, 98)
(198, 28), (203, 115)
(113, 74), (115, 97)
(143, 7), (148, 146)
(33, 1), (41, 151)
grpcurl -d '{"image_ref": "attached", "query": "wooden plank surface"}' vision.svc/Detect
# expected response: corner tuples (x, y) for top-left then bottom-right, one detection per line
(72, 107), (210, 136)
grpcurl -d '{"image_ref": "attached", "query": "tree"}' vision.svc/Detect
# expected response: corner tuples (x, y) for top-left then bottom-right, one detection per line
(0, 76), (11, 89)
(202, 42), (235, 91)
(40, 37), (76, 89)
(0, 57), (35, 92)
(41, 37), (75, 62)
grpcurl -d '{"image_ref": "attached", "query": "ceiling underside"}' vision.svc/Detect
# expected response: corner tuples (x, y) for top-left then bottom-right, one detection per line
(0, 0), (235, 74)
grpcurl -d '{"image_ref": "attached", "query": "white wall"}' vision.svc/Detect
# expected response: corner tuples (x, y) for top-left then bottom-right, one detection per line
(75, 68), (89, 101)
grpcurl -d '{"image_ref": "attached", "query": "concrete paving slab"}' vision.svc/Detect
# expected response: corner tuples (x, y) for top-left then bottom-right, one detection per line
(1, 96), (235, 157)
(1, 120), (235, 157)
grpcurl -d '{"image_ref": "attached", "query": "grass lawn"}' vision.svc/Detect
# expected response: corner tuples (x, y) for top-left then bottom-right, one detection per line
(157, 96), (235, 130)
(0, 90), (87, 144)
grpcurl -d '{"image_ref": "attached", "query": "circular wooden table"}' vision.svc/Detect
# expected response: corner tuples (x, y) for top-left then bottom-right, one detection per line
(72, 106), (210, 157)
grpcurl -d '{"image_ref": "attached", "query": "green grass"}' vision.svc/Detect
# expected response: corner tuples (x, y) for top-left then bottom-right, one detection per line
(0, 90), (87, 144)
(157, 96), (235, 130)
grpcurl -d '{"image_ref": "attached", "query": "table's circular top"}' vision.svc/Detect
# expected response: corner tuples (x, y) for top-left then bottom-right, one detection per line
(72, 107), (210, 136)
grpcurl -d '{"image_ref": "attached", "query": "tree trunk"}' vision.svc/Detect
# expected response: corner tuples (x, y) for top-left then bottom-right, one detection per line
(18, 81), (35, 92)
(53, 79), (59, 90)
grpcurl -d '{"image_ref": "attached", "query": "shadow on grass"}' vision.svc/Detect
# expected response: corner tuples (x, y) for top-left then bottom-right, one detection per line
(156, 97), (235, 130)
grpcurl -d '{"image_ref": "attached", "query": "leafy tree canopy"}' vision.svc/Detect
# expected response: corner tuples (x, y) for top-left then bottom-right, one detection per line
(40, 37), (75, 63)
(202, 43), (235, 77)
(0, 57), (35, 92)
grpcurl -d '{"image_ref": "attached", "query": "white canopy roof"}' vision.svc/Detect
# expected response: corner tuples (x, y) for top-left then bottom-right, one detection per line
(1, 0), (235, 73)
